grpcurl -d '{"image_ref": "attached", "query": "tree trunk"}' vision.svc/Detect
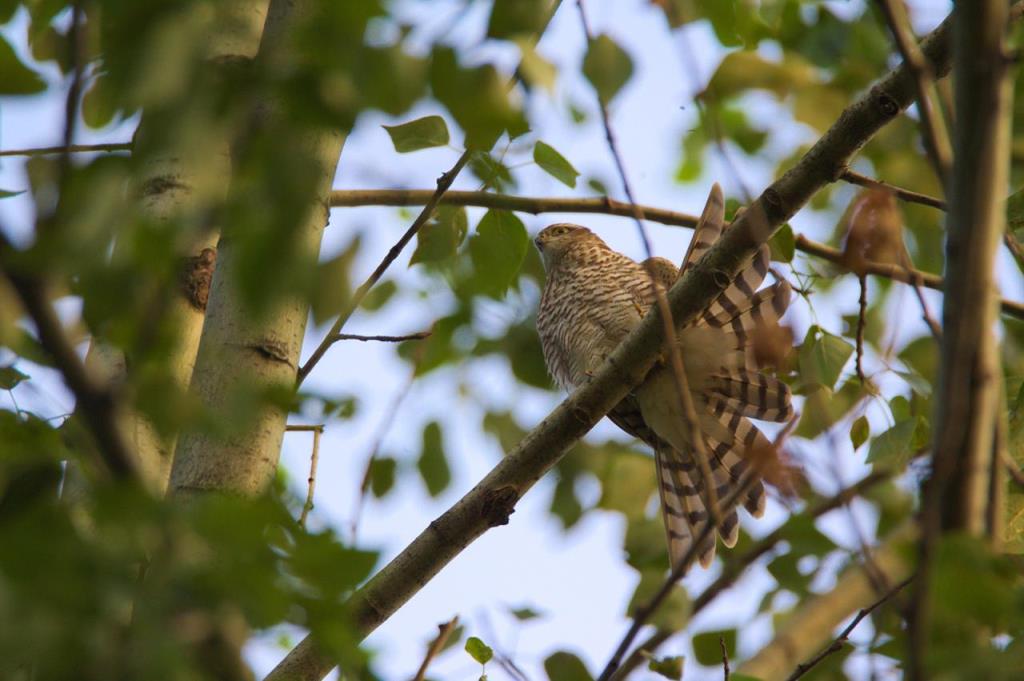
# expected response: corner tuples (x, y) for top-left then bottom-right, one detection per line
(64, 0), (270, 499)
(169, 0), (345, 498)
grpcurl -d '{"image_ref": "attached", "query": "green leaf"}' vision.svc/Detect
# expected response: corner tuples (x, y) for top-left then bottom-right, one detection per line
(0, 35), (46, 95)
(360, 280), (397, 311)
(1007, 185), (1024, 233)
(648, 655), (684, 680)
(705, 51), (817, 101)
(851, 415), (870, 450)
(543, 651), (593, 681)
(368, 457), (396, 498)
(508, 605), (544, 621)
(795, 380), (865, 440)
(382, 115), (450, 153)
(0, 188), (25, 200)
(516, 40), (557, 93)
(692, 629), (736, 667)
(311, 236), (360, 325)
(768, 223), (795, 262)
(410, 206), (468, 266)
(533, 141), (579, 188)
(469, 210), (529, 296)
(417, 421), (451, 497)
(0, 365), (28, 390)
(798, 325), (854, 390)
(430, 46), (523, 149)
(486, 0), (549, 39)
(469, 151), (515, 192)
(582, 34), (633, 104)
(82, 74), (118, 129)
(866, 416), (920, 469)
(465, 636), (494, 665)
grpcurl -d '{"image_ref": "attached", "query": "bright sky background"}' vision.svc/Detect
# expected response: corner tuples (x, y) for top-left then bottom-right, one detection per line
(5, 1), (1020, 680)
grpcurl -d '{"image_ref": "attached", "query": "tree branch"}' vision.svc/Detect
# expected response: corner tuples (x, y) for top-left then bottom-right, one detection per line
(839, 169), (946, 210)
(411, 616), (459, 681)
(874, 0), (953, 185)
(910, 1), (1014, 676)
(330, 331), (431, 343)
(327, 189), (1024, 320)
(265, 6), (1023, 680)
(794, 235), (1024, 319)
(296, 151), (470, 385)
(0, 142), (132, 157)
(786, 576), (912, 681)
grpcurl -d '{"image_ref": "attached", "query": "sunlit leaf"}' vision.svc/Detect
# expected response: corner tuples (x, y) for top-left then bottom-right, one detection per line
(465, 636), (494, 665)
(383, 115), (450, 152)
(517, 40), (557, 93)
(533, 141), (579, 188)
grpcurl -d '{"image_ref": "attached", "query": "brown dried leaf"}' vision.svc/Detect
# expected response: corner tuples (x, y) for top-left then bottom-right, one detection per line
(747, 438), (807, 501)
(840, 188), (907, 276)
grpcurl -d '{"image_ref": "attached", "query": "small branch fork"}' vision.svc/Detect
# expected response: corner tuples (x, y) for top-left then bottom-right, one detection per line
(296, 152), (470, 385)
(786, 576), (912, 681)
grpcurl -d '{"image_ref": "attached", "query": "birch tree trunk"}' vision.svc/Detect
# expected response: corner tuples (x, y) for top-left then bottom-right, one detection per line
(169, 0), (345, 497)
(66, 0), (270, 497)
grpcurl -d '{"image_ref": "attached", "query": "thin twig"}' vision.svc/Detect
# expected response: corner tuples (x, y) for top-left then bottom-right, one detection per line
(331, 331), (431, 343)
(856, 274), (867, 384)
(874, 0), (952, 186)
(576, 0), (721, 529)
(785, 576), (912, 681)
(839, 170), (946, 210)
(297, 151), (469, 385)
(298, 426), (323, 529)
(795, 235), (1024, 319)
(329, 189), (1024, 320)
(411, 616), (459, 681)
(0, 141), (132, 157)
(720, 636), (730, 680)
(285, 424), (326, 433)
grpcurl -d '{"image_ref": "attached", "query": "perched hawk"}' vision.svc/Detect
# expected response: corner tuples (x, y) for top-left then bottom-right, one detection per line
(534, 185), (792, 570)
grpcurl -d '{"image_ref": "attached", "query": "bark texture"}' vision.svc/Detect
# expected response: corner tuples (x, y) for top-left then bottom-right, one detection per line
(68, 0), (270, 496)
(168, 0), (345, 497)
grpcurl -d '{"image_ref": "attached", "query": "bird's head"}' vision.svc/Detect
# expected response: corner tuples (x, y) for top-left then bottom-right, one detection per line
(534, 223), (600, 270)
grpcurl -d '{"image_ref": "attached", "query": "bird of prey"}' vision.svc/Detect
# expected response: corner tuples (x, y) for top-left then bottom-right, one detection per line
(534, 184), (792, 571)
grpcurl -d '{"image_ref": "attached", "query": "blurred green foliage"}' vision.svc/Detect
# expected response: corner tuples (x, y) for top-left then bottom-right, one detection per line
(1, 0), (1024, 679)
